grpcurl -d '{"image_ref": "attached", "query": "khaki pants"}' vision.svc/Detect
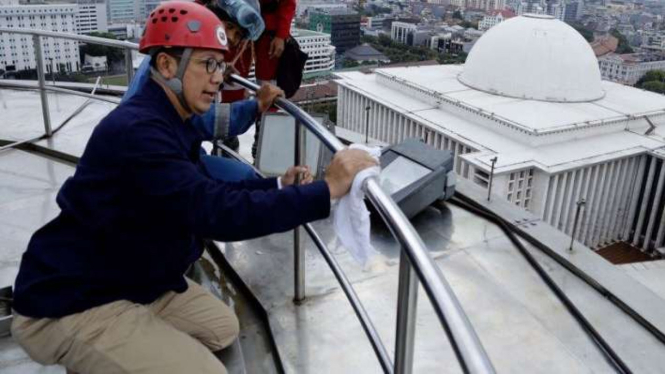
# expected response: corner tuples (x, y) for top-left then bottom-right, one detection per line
(11, 279), (239, 374)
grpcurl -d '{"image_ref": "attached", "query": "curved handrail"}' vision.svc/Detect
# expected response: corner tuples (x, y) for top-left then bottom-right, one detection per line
(0, 28), (138, 49)
(0, 27), (496, 373)
(214, 144), (395, 373)
(231, 75), (495, 373)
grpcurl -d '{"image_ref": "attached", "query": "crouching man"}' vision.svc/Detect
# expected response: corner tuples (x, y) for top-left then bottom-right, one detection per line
(10, 2), (376, 374)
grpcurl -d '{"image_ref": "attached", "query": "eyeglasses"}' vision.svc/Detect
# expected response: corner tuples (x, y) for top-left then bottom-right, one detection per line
(191, 57), (227, 75)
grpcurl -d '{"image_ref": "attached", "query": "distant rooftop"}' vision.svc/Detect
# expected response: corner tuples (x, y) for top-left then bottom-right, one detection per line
(292, 28), (329, 37)
(309, 7), (359, 15)
(343, 44), (389, 62)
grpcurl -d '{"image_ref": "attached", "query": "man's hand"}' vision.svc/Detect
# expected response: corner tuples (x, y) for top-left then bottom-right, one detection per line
(281, 166), (313, 187)
(324, 149), (378, 199)
(269, 37), (285, 59)
(256, 83), (284, 112)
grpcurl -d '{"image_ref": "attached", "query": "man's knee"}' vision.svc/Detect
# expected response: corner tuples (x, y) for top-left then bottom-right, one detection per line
(203, 310), (240, 351)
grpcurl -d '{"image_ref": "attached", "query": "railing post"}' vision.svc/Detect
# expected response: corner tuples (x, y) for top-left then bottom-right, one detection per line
(487, 157), (498, 202)
(33, 35), (52, 136)
(394, 250), (418, 374)
(569, 199), (586, 251)
(293, 120), (306, 303)
(125, 49), (134, 85)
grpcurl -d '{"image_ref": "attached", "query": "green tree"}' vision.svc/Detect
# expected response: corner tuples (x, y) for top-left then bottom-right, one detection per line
(361, 35), (439, 64)
(641, 81), (665, 94)
(453, 10), (463, 20)
(611, 29), (633, 54)
(343, 59), (360, 68)
(636, 70), (665, 94)
(637, 70), (665, 86)
(79, 32), (124, 65)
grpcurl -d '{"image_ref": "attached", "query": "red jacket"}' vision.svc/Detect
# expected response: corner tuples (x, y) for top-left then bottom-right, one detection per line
(260, 0), (295, 39)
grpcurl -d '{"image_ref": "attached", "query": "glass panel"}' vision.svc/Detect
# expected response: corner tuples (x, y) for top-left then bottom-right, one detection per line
(256, 113), (325, 177)
(379, 156), (431, 195)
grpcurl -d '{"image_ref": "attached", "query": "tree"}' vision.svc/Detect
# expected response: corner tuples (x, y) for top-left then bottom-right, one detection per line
(637, 70), (665, 86)
(641, 81), (665, 94)
(343, 59), (360, 68)
(611, 29), (633, 54)
(636, 70), (665, 94)
(79, 32), (124, 65)
(453, 10), (463, 20)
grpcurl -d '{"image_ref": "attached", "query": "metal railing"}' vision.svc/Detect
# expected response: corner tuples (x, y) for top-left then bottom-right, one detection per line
(0, 28), (495, 374)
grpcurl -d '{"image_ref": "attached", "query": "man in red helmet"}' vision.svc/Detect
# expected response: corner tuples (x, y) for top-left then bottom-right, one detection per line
(10, 2), (375, 374)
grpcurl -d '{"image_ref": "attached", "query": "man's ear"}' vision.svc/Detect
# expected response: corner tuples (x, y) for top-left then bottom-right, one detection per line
(155, 52), (177, 79)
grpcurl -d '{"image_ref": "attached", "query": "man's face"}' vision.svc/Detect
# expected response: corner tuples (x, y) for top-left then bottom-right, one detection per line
(182, 49), (225, 115)
(225, 22), (243, 48)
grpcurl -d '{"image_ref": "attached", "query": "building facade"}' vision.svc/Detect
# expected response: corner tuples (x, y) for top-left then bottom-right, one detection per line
(107, 0), (138, 23)
(336, 15), (665, 252)
(75, 0), (107, 34)
(479, 10), (515, 31)
(390, 21), (417, 44)
(308, 8), (360, 55)
(599, 53), (665, 85)
(0, 0), (80, 72)
(292, 28), (335, 75)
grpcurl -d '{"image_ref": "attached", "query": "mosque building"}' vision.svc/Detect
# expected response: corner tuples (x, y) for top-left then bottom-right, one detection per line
(335, 14), (665, 252)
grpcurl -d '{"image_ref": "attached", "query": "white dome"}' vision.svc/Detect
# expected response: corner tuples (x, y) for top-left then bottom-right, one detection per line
(459, 14), (604, 103)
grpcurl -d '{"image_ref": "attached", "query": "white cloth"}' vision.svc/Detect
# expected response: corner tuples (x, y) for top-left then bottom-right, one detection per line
(334, 144), (381, 268)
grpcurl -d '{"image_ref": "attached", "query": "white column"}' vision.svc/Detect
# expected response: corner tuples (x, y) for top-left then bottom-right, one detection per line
(593, 161), (615, 248)
(389, 112), (395, 144)
(350, 92), (357, 131)
(455, 142), (463, 174)
(585, 163), (607, 247)
(538, 174), (552, 221)
(580, 165), (600, 244)
(546, 174), (560, 225)
(554, 172), (569, 230)
(655, 189), (665, 248)
(565, 168), (585, 234)
(624, 155), (647, 240)
(633, 157), (657, 247)
(602, 159), (624, 244)
(561, 170), (578, 235)
(337, 87), (344, 127)
(643, 162), (665, 250)
(610, 157), (631, 241)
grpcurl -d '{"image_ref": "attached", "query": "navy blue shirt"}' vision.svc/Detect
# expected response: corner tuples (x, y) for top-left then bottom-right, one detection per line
(13, 79), (330, 318)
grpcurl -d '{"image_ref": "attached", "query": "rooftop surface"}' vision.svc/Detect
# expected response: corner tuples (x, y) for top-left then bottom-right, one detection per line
(292, 28), (329, 38)
(1, 85), (665, 373)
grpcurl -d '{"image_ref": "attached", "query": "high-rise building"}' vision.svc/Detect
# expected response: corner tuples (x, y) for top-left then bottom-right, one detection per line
(107, 0), (138, 23)
(308, 8), (360, 56)
(479, 10), (515, 31)
(390, 21), (417, 44)
(292, 28), (335, 76)
(547, 1), (566, 21)
(0, 0), (80, 72)
(140, 0), (162, 22)
(75, 0), (107, 34)
(335, 15), (665, 251)
(563, 1), (583, 23)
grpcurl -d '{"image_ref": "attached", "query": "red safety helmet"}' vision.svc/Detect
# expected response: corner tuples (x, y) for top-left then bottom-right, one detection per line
(139, 1), (230, 54)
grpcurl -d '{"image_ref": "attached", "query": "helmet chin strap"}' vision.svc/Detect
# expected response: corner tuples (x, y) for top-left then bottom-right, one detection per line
(150, 48), (194, 114)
